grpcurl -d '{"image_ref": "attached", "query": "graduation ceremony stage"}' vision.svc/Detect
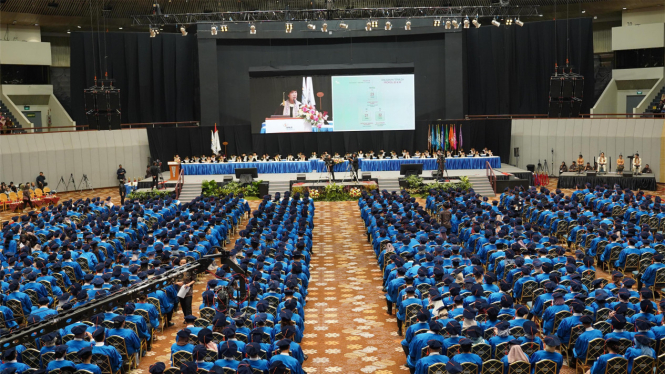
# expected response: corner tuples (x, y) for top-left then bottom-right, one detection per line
(557, 171), (657, 191)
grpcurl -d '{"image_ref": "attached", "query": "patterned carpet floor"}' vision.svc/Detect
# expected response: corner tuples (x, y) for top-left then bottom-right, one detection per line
(5, 179), (664, 373)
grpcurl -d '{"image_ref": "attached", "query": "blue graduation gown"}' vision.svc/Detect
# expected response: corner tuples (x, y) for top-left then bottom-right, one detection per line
(47, 359), (76, 371)
(573, 329), (604, 360)
(243, 358), (269, 372)
(0, 362), (32, 374)
(66, 339), (93, 352)
(414, 354), (449, 374)
(213, 359), (240, 370)
(625, 347), (655, 373)
(107, 328), (141, 356)
(589, 353), (622, 374)
(555, 315), (582, 344)
(76, 363), (103, 374)
(454, 353), (483, 374)
(92, 344), (124, 372)
(529, 350), (563, 374)
(268, 354), (305, 374)
(170, 343), (195, 365)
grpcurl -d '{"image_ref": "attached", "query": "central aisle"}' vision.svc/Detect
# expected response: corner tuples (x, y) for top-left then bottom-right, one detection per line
(301, 201), (405, 374)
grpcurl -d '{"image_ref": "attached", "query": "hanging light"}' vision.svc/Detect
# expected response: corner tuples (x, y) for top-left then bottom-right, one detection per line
(405, 20), (411, 30)
(433, 19), (441, 27)
(307, 23), (316, 30)
(340, 22), (348, 29)
(516, 18), (524, 27)
(444, 20), (451, 29)
(220, 25), (228, 32)
(385, 21), (392, 31)
(211, 25), (218, 35)
(472, 17), (481, 28)
(491, 18), (500, 27)
(149, 27), (156, 38)
(463, 18), (470, 29)
(506, 18), (513, 26)
(452, 19), (459, 29)
(285, 23), (293, 33)
(365, 21), (372, 31)
(250, 24), (256, 34)
(371, 20), (378, 28)
(321, 23), (328, 32)
(180, 26), (188, 36)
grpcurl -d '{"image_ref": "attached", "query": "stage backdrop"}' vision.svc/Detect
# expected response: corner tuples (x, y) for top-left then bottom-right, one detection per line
(70, 32), (200, 126)
(146, 119), (511, 170)
(465, 18), (595, 115)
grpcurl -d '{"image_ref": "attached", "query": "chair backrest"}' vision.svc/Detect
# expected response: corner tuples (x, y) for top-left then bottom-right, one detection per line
(657, 354), (665, 374)
(426, 362), (446, 374)
(583, 338), (606, 364)
(495, 342), (510, 360)
(552, 310), (572, 334)
(173, 350), (193, 367)
(521, 342), (540, 358)
(508, 361), (531, 374)
(605, 356), (628, 374)
(617, 339), (633, 355)
(460, 362), (478, 374)
(21, 348), (41, 369)
(481, 359), (503, 374)
(200, 307), (216, 321)
(66, 351), (82, 364)
(203, 349), (218, 362)
(534, 359), (558, 374)
(446, 344), (460, 359)
(510, 326), (525, 338)
(568, 325), (586, 348)
(472, 343), (491, 362)
(630, 355), (654, 374)
(106, 335), (130, 358)
(194, 318), (210, 328)
(519, 280), (538, 301)
(92, 353), (113, 374)
(164, 368), (180, 374)
(7, 299), (25, 322)
(594, 321), (611, 336)
(24, 289), (39, 305)
(75, 370), (94, 374)
(41, 351), (56, 369)
(405, 304), (423, 328)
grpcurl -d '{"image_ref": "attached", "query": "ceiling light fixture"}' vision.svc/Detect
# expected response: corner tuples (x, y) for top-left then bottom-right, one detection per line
(404, 20), (411, 30)
(340, 22), (348, 29)
(180, 26), (187, 36)
(433, 19), (441, 27)
(211, 25), (218, 35)
(286, 22), (293, 33)
(365, 21), (372, 31)
(250, 24), (256, 35)
(452, 19), (459, 29)
(385, 21), (392, 31)
(515, 18), (524, 27)
(307, 23), (316, 30)
(491, 18), (500, 27)
(322, 23), (328, 32)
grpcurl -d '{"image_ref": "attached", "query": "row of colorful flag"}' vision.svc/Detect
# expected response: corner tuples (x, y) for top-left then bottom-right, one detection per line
(428, 123), (463, 152)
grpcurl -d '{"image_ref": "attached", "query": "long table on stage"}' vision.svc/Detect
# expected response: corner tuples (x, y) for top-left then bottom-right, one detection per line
(180, 156), (501, 175)
(557, 172), (657, 191)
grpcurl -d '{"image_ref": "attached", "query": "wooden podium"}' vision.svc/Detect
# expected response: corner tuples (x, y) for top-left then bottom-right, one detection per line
(168, 162), (181, 180)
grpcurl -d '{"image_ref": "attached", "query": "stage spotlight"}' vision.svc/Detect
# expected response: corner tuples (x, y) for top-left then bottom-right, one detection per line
(463, 18), (470, 28)
(365, 21), (372, 31)
(444, 20), (451, 29)
(250, 24), (256, 34)
(307, 23), (316, 30)
(506, 18), (513, 26)
(220, 25), (228, 32)
(286, 22), (293, 33)
(452, 19), (459, 29)
(433, 19), (441, 27)
(371, 20), (378, 28)
(211, 25), (218, 35)
(322, 23), (328, 32)
(472, 18), (481, 28)
(405, 20), (411, 30)
(515, 18), (524, 27)
(180, 26), (188, 36)
(491, 18), (500, 27)
(149, 28), (156, 38)
(385, 21), (392, 31)
(340, 22), (348, 29)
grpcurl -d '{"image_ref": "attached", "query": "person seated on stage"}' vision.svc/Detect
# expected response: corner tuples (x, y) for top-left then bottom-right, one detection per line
(182, 156), (190, 163)
(260, 154), (269, 162)
(616, 154), (624, 173)
(311, 152), (317, 159)
(473, 151), (480, 157)
(470, 148), (476, 155)
(274, 154), (281, 161)
(299, 153), (306, 161)
(559, 162), (568, 174)
(413, 151), (421, 158)
(459, 149), (466, 157)
(358, 150), (364, 158)
(367, 150), (375, 158)
(482, 147), (490, 155)
(598, 152), (607, 172)
(423, 151), (430, 158)
(642, 164), (653, 174)
(378, 150), (386, 159)
(487, 149), (493, 156)
(200, 156), (208, 163)
(174, 155), (181, 163)
(584, 162), (593, 171)
(334, 152), (341, 159)
(633, 153), (642, 175)
(285, 154), (293, 161)
(445, 151), (452, 157)
(404, 151), (411, 159)
(251, 152), (259, 161)
(402, 149), (408, 157)
(569, 161), (578, 172)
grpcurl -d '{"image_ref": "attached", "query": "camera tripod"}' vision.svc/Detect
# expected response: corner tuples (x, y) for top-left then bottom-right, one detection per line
(55, 174), (76, 192)
(537, 159), (550, 176)
(341, 162), (359, 184)
(77, 174), (94, 192)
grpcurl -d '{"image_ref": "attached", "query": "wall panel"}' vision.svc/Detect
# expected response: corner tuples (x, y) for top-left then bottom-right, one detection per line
(0, 129), (149, 191)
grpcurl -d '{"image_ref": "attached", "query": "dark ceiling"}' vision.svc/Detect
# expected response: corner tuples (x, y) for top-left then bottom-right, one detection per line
(0, 0), (660, 33)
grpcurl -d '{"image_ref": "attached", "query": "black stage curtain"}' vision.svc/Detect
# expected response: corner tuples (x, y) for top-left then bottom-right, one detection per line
(147, 119), (511, 170)
(70, 32), (200, 126)
(557, 175), (656, 191)
(465, 18), (594, 115)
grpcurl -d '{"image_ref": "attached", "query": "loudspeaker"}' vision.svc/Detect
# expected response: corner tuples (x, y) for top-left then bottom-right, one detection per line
(258, 181), (269, 196)
(526, 164), (535, 172)
(548, 101), (561, 118)
(623, 172), (633, 178)
(109, 112), (121, 130)
(586, 171), (596, 177)
(84, 91), (96, 111)
(108, 90), (121, 111)
(573, 77), (584, 98)
(362, 172), (372, 181)
(96, 91), (109, 110)
(514, 147), (520, 158)
(549, 77), (563, 98)
(571, 100), (582, 117)
(296, 174), (306, 181)
(560, 101), (573, 118)
(562, 78), (574, 98)
(86, 112), (98, 130)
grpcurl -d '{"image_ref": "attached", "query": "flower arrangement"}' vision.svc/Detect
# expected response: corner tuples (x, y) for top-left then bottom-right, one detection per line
(333, 159), (344, 164)
(348, 188), (361, 198)
(298, 104), (328, 129)
(308, 188), (320, 199)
